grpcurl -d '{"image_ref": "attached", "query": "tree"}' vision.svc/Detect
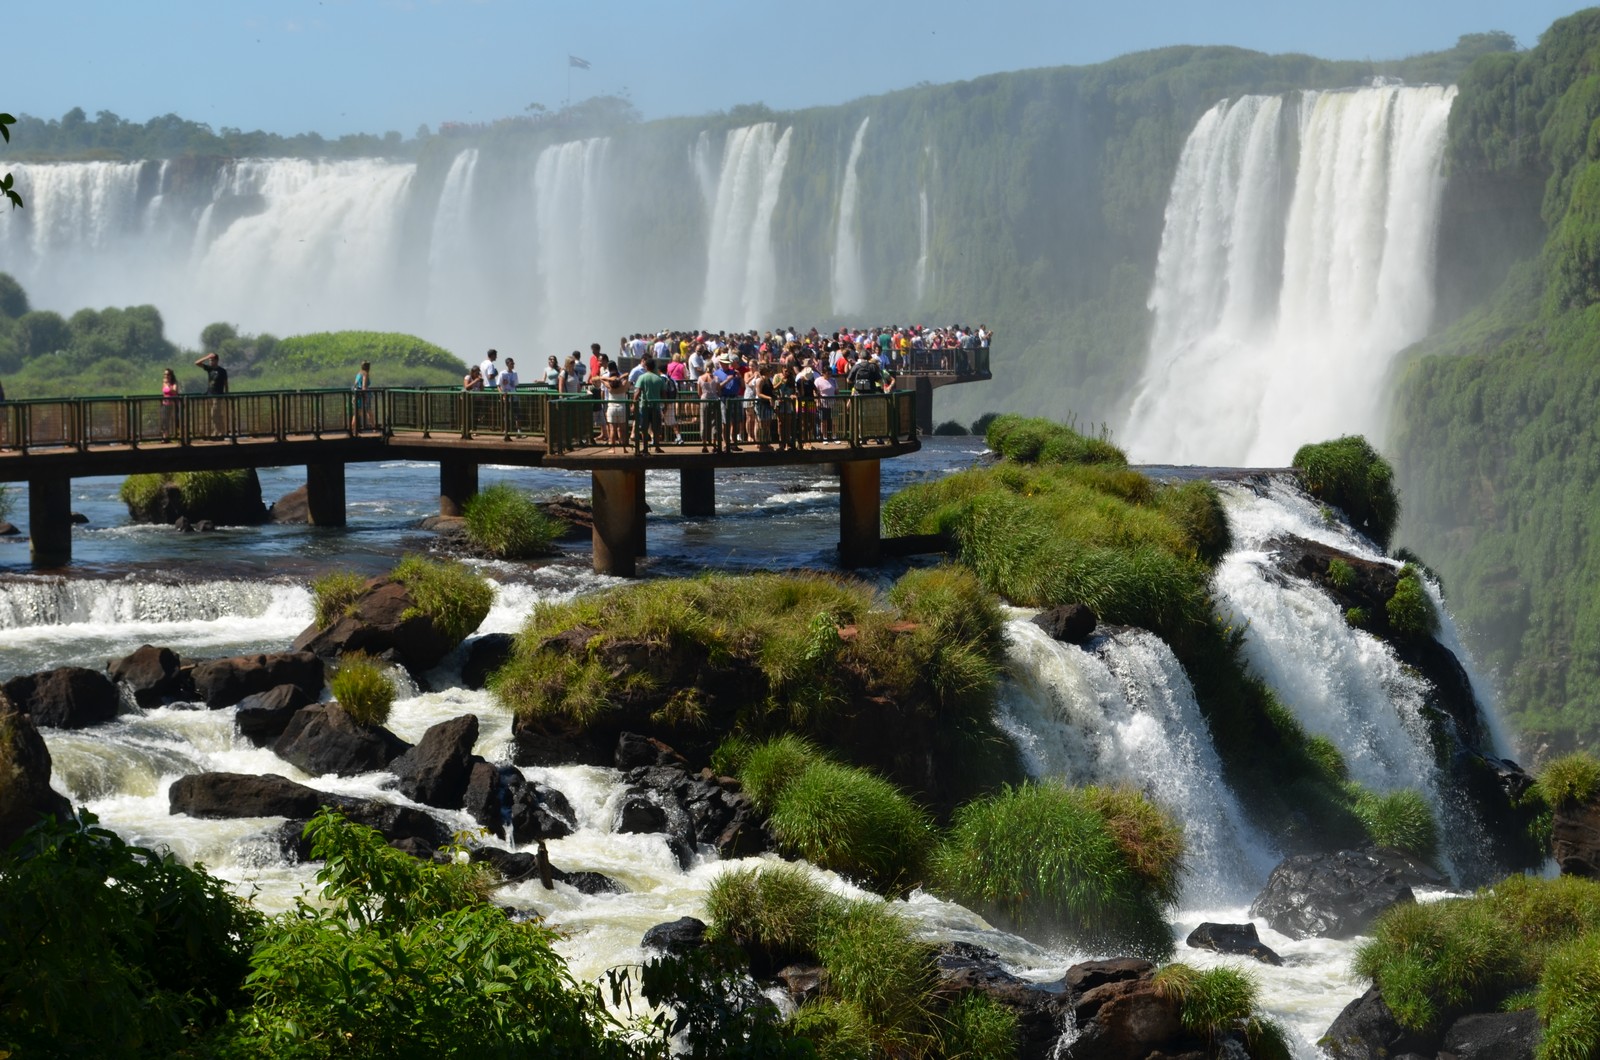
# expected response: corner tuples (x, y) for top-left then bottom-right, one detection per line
(0, 112), (20, 209)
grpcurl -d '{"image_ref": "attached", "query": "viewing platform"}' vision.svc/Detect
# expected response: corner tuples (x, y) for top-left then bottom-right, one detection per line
(0, 387), (920, 576)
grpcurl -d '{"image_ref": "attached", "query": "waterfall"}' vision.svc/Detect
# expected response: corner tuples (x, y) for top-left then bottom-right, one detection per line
(831, 117), (870, 315)
(533, 138), (613, 351)
(1124, 84), (1456, 467)
(700, 123), (794, 328)
(915, 187), (931, 305)
(997, 620), (1278, 904)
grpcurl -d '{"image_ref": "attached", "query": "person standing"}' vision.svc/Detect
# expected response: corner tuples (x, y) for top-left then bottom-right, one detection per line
(479, 349), (500, 390)
(499, 356), (520, 434)
(633, 357), (668, 453)
(350, 360), (372, 434)
(544, 354), (562, 389)
(159, 367), (179, 442)
(194, 352), (228, 437)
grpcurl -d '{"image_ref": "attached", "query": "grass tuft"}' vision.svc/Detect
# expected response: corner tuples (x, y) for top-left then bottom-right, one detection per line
(1154, 964), (1291, 1060)
(311, 571), (367, 628)
(1291, 435), (1400, 550)
(390, 554), (494, 645)
(1537, 751), (1600, 808)
(1350, 786), (1439, 860)
(1387, 567), (1439, 639)
(938, 993), (1019, 1060)
(462, 483), (560, 559)
(1536, 929), (1600, 1060)
(329, 652), (395, 726)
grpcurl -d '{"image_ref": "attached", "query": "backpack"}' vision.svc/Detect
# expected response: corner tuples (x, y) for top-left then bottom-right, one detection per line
(663, 374), (678, 399)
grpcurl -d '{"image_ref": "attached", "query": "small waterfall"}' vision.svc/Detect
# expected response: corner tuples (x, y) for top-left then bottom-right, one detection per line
(533, 138), (613, 350)
(831, 117), (870, 315)
(691, 130), (718, 209)
(1124, 84), (1456, 466)
(699, 123), (794, 328)
(915, 187), (931, 305)
(997, 620), (1278, 904)
(0, 577), (309, 631)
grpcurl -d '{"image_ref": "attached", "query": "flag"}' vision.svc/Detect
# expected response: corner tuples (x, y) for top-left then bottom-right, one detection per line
(568, 55), (590, 69)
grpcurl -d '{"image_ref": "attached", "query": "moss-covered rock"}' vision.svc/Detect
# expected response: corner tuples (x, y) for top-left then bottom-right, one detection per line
(119, 469), (268, 525)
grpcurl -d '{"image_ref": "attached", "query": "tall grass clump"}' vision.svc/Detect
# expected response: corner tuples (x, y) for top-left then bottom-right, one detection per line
(330, 653), (395, 726)
(813, 899), (938, 1056)
(461, 483), (560, 559)
(1350, 786), (1439, 861)
(706, 865), (842, 967)
(985, 414), (1126, 466)
(928, 781), (1181, 958)
(1537, 930), (1600, 1060)
(1291, 435), (1400, 550)
(737, 734), (825, 808)
(937, 993), (1019, 1060)
(1152, 964), (1291, 1060)
(390, 554), (494, 645)
(1536, 751), (1600, 807)
(311, 570), (367, 628)
(1387, 566), (1439, 639)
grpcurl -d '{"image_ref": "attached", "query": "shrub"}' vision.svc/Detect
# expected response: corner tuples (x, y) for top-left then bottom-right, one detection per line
(985, 414), (1127, 466)
(1153, 480), (1233, 565)
(1353, 898), (1523, 1031)
(391, 554), (494, 645)
(1153, 964), (1291, 1060)
(311, 570), (367, 628)
(765, 759), (937, 895)
(813, 899), (937, 1056)
(462, 483), (560, 559)
(739, 734), (826, 811)
(1084, 785), (1186, 905)
(970, 412), (1000, 437)
(1350, 786), (1439, 861)
(933, 420), (968, 436)
(1305, 736), (1350, 783)
(1387, 568), (1439, 639)
(1536, 752), (1600, 807)
(1291, 435), (1400, 549)
(790, 998), (875, 1060)
(330, 652), (395, 726)
(1537, 929), (1600, 1060)
(1326, 558), (1356, 590)
(928, 781), (1180, 958)
(706, 864), (841, 961)
(1346, 606), (1370, 628)
(119, 468), (259, 518)
(938, 993), (1019, 1060)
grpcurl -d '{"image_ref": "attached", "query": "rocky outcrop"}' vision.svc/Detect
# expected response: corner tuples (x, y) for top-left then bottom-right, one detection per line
(269, 485), (310, 524)
(0, 697), (73, 847)
(617, 747), (773, 863)
(642, 917), (707, 955)
(3, 667), (120, 729)
(272, 802), (453, 861)
(292, 579), (466, 671)
(932, 943), (1079, 1060)
(274, 703), (411, 777)
(191, 651), (323, 709)
(1184, 921), (1283, 965)
(509, 778), (577, 843)
(107, 645), (187, 706)
(389, 714), (478, 809)
(1032, 604), (1097, 645)
(123, 469), (269, 526)
(469, 845), (624, 894)
(1551, 792), (1600, 878)
(461, 633), (514, 690)
(1249, 848), (1441, 940)
(234, 684), (316, 745)
(463, 760), (513, 837)
(537, 495), (594, 539)
(1441, 1009), (1540, 1060)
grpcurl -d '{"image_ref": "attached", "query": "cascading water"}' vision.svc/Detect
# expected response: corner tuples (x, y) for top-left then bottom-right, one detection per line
(831, 117), (870, 316)
(533, 137), (614, 348)
(1124, 84), (1456, 466)
(699, 122), (793, 328)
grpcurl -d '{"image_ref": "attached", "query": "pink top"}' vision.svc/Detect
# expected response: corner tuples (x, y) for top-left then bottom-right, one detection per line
(666, 361), (687, 383)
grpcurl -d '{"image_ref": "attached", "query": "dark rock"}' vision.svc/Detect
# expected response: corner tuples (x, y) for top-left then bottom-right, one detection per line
(108, 645), (185, 707)
(1067, 977), (1184, 1060)
(1441, 1009), (1540, 1060)
(776, 963), (825, 1005)
(621, 761), (773, 861)
(1185, 922), (1284, 966)
(1250, 849), (1426, 940)
(1062, 958), (1155, 995)
(0, 698), (73, 847)
(234, 684), (316, 745)
(169, 772), (325, 819)
(537, 494), (594, 539)
(3, 667), (120, 729)
(387, 836), (441, 861)
(1322, 987), (1439, 1060)
(389, 714), (478, 809)
(561, 870), (623, 895)
(69, 512), (89, 525)
(933, 943), (1077, 1060)
(125, 469), (269, 526)
(616, 731), (691, 770)
(270, 485), (310, 524)
(0, 522), (19, 536)
(461, 633), (514, 690)
(642, 916), (707, 955)
(468, 846), (622, 894)
(292, 579), (471, 672)
(274, 702), (411, 777)
(191, 651), (323, 709)
(272, 802), (452, 861)
(1032, 603), (1097, 644)
(616, 793), (669, 834)
(463, 759), (508, 837)
(1552, 793), (1600, 879)
(175, 516), (194, 533)
(195, 519), (216, 533)
(509, 780), (576, 843)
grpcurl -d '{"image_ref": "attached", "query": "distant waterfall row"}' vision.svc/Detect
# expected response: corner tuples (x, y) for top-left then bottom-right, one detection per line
(0, 119), (909, 358)
(1123, 84), (1457, 466)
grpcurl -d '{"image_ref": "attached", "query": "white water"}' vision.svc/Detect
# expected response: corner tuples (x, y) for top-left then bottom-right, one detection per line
(533, 137), (614, 348)
(1125, 84), (1456, 466)
(831, 117), (871, 316)
(699, 123), (794, 328)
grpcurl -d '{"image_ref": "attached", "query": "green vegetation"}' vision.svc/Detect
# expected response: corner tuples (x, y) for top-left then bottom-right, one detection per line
(329, 653), (396, 727)
(1535, 751), (1600, 808)
(1537, 931), (1600, 1060)
(986, 414), (1127, 466)
(253, 330), (464, 390)
(1386, 566), (1439, 640)
(1291, 436), (1400, 550)
(390, 554), (494, 646)
(938, 993), (1019, 1060)
(1353, 874), (1600, 1042)
(933, 420), (968, 436)
(118, 468), (262, 523)
(1349, 786), (1438, 860)
(1326, 558), (1356, 591)
(928, 781), (1183, 958)
(1152, 964), (1291, 1060)
(311, 570), (367, 628)
(461, 483), (561, 559)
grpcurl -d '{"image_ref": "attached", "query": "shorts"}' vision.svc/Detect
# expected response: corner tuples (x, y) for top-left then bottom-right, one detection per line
(606, 403), (625, 425)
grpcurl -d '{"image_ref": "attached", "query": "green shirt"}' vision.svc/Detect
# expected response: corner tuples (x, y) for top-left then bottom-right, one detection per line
(635, 371), (667, 403)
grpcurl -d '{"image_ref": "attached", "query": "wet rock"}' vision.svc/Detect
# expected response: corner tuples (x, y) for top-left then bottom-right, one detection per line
(169, 772), (326, 819)
(1552, 792), (1600, 879)
(0, 522), (19, 536)
(69, 512), (89, 525)
(175, 516), (194, 533)
(124, 469), (269, 526)
(269, 485), (310, 524)
(1032, 603), (1097, 645)
(622, 759), (773, 860)
(387, 835), (441, 861)
(933, 942), (1077, 1059)
(1322, 987), (1439, 1060)
(1249, 849), (1431, 940)
(1062, 958), (1155, 995)
(562, 870), (623, 895)
(1067, 973), (1184, 1060)
(469, 846), (623, 894)
(616, 731), (691, 770)
(1185, 922), (1283, 966)
(463, 759), (508, 837)
(0, 696), (73, 847)
(107, 644), (185, 707)
(642, 916), (707, 955)
(389, 714), (478, 809)
(461, 633), (514, 690)
(3, 666), (120, 729)
(538, 494), (593, 539)
(1441, 1009), (1540, 1060)
(274, 702), (411, 777)
(509, 779), (576, 843)
(292, 578), (474, 671)
(615, 794), (669, 834)
(190, 650), (323, 709)
(776, 963), (825, 1005)
(272, 801), (452, 861)
(195, 519), (216, 532)
(234, 684), (316, 746)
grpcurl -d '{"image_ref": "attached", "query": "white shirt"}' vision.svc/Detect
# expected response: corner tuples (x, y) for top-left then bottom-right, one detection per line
(480, 358), (500, 384)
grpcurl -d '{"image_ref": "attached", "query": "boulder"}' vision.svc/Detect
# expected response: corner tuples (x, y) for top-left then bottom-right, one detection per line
(1066, 974), (1185, 1060)
(1032, 603), (1097, 645)
(461, 633), (515, 690)
(510, 780), (577, 843)
(1322, 987), (1439, 1060)
(0, 522), (19, 536)
(69, 512), (89, 525)
(616, 794), (668, 834)
(933, 942), (1078, 1060)
(463, 760), (509, 837)
(273, 703), (412, 777)
(1551, 793), (1600, 879)
(1062, 958), (1155, 995)
(776, 964), (826, 1006)
(123, 469), (269, 526)
(107, 645), (185, 706)
(234, 684), (316, 746)
(563, 870), (624, 895)
(191, 651), (323, 709)
(272, 802), (452, 861)
(537, 494), (594, 539)
(0, 701), (73, 847)
(269, 485), (310, 524)
(616, 731), (690, 770)
(1441, 1009), (1540, 1060)
(1185, 922), (1283, 966)
(389, 714), (478, 809)
(469, 846), (623, 894)
(169, 772), (326, 819)
(621, 758), (774, 860)
(1249, 849), (1427, 940)
(292, 579), (466, 672)
(3, 667), (120, 729)
(642, 916), (707, 955)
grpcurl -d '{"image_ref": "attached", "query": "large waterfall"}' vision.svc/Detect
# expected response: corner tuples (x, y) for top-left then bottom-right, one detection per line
(831, 117), (870, 316)
(1124, 84), (1456, 466)
(699, 122), (794, 328)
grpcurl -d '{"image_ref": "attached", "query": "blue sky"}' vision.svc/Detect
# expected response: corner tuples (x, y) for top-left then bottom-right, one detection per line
(4, 1), (1585, 137)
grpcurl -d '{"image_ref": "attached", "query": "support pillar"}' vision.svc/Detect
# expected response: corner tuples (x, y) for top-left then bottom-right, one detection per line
(914, 376), (935, 435)
(28, 476), (72, 567)
(634, 468), (648, 556)
(439, 457), (479, 517)
(680, 467), (715, 518)
(593, 468), (645, 577)
(305, 463), (347, 527)
(837, 458), (881, 568)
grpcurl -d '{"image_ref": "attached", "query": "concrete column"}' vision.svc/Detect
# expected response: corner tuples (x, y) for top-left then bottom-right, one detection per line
(439, 457), (479, 517)
(680, 467), (715, 518)
(593, 468), (645, 577)
(914, 376), (935, 435)
(28, 476), (73, 567)
(837, 458), (881, 568)
(634, 468), (648, 556)
(305, 463), (347, 527)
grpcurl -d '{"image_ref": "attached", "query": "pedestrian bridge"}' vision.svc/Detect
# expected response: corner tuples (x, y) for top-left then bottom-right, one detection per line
(0, 387), (920, 575)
